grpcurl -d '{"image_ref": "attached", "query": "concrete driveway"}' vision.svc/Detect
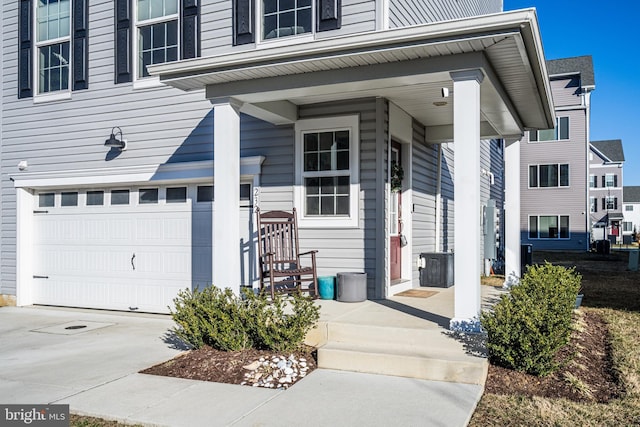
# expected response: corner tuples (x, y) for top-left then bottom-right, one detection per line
(0, 306), (183, 404)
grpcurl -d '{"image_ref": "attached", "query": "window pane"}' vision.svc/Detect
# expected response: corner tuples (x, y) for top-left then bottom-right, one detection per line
(539, 216), (558, 239)
(111, 190), (130, 205)
(240, 184), (251, 201)
(306, 195), (319, 215)
(264, 0), (277, 14)
(197, 185), (214, 202)
(626, 205), (634, 212)
(263, 0), (311, 39)
(37, 0), (70, 41)
(304, 133), (318, 152)
(38, 42), (70, 93)
(138, 21), (179, 78)
(296, 8), (311, 32)
(558, 117), (569, 140)
(529, 216), (537, 239)
(166, 187), (187, 203)
(138, 0), (150, 20)
(61, 192), (78, 206)
(605, 174), (615, 187)
(560, 216), (569, 238)
(589, 175), (596, 188)
(537, 128), (555, 141)
(560, 164), (569, 186)
(336, 196), (349, 215)
(281, 0), (295, 11)
(528, 165), (538, 187)
(539, 164), (558, 187)
(39, 193), (55, 208)
(304, 153), (318, 172)
(139, 188), (159, 204)
(320, 196), (335, 215)
(529, 130), (538, 142)
(87, 191), (104, 206)
(305, 177), (319, 195)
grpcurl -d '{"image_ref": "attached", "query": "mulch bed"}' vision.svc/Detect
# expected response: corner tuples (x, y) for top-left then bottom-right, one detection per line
(484, 310), (622, 403)
(141, 346), (317, 387)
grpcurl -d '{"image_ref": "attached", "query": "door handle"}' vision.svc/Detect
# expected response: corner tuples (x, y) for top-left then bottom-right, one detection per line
(131, 253), (136, 270)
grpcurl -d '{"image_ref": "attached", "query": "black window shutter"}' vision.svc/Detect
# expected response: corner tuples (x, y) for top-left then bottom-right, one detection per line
(602, 175), (606, 187)
(73, 0), (89, 90)
(233, 0), (255, 45)
(602, 198), (605, 210)
(614, 175), (618, 187)
(182, 0), (199, 59)
(115, 0), (132, 83)
(615, 198), (618, 210)
(317, 0), (341, 32)
(18, 0), (32, 99)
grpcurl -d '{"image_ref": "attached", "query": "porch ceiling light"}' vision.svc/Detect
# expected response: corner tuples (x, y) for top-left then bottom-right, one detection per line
(433, 101), (448, 107)
(104, 127), (127, 151)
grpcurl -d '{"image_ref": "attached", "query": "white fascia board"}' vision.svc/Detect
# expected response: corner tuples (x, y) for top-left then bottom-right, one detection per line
(11, 157), (265, 190)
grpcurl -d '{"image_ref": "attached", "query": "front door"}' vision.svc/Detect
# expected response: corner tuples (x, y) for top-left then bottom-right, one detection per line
(390, 142), (402, 282)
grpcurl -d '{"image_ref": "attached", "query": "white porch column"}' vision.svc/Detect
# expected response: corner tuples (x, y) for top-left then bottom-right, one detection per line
(450, 70), (484, 332)
(213, 100), (241, 294)
(504, 138), (522, 287)
(16, 187), (34, 306)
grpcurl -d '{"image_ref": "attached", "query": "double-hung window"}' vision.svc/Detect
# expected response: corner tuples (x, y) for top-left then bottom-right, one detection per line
(589, 175), (597, 188)
(294, 116), (359, 228)
(625, 205), (634, 212)
(36, 0), (71, 93)
(529, 215), (569, 239)
(604, 173), (617, 188)
(603, 196), (617, 211)
(528, 164), (569, 188)
(590, 197), (597, 213)
(529, 117), (570, 142)
(19, 0), (88, 99)
(263, 0), (312, 39)
(135, 0), (179, 78)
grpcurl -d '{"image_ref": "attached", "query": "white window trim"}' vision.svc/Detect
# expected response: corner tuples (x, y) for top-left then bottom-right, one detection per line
(527, 163), (570, 188)
(256, 0), (316, 46)
(605, 173), (616, 188)
(294, 115), (360, 228)
(133, 0), (180, 82)
(528, 116), (570, 143)
(33, 0), (72, 98)
(528, 214), (571, 240)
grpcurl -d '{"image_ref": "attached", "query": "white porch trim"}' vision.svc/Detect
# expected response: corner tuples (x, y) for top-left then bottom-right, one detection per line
(450, 69), (483, 332)
(504, 138), (522, 287)
(213, 101), (242, 293)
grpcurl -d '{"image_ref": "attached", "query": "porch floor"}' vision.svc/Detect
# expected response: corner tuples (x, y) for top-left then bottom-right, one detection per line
(307, 284), (505, 385)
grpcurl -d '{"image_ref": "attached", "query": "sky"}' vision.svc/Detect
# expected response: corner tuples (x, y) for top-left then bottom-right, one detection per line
(505, 1), (640, 184)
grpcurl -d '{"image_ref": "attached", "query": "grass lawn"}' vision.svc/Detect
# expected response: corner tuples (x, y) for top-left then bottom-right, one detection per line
(470, 250), (640, 426)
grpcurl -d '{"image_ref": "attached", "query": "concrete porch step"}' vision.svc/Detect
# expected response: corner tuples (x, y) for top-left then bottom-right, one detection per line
(317, 341), (488, 385)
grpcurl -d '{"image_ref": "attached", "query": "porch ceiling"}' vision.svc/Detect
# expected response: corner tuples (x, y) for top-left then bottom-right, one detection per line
(151, 9), (554, 139)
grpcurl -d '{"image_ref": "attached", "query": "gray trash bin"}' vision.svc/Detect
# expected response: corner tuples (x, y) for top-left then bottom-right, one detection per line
(336, 272), (367, 302)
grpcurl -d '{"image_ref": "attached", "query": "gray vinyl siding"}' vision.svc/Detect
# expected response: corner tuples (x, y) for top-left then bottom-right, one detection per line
(297, 98), (382, 298)
(549, 77), (583, 108)
(479, 139), (504, 264)
(411, 122), (436, 284)
(390, 0), (502, 28)
(440, 143), (455, 252)
(520, 107), (589, 251)
(1, 0), (216, 295)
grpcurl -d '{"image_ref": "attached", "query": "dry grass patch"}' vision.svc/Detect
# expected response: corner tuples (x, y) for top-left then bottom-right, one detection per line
(481, 275), (505, 287)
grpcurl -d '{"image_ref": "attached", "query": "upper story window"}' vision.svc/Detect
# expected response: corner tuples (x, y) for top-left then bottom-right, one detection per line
(604, 173), (617, 188)
(626, 205), (634, 212)
(294, 115), (359, 228)
(589, 175), (597, 188)
(36, 0), (71, 93)
(603, 196), (618, 211)
(528, 164), (569, 188)
(263, 0), (312, 40)
(590, 197), (597, 213)
(529, 117), (569, 142)
(114, 0), (198, 85)
(135, 0), (179, 78)
(233, 0), (340, 45)
(18, 0), (88, 99)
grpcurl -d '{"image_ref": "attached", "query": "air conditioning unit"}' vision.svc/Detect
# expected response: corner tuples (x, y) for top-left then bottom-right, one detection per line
(419, 252), (454, 287)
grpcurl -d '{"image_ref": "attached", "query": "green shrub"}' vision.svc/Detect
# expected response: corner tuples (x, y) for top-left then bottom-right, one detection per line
(481, 262), (581, 376)
(170, 286), (320, 353)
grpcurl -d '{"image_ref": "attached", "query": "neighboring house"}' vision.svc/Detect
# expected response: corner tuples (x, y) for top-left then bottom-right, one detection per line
(622, 186), (640, 242)
(589, 140), (625, 243)
(1, 2), (554, 331)
(519, 56), (595, 251)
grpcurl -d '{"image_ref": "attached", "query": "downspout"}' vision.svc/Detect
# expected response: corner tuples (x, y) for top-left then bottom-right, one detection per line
(435, 143), (443, 252)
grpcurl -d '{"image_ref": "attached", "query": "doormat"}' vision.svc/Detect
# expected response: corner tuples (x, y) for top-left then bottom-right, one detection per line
(395, 289), (438, 298)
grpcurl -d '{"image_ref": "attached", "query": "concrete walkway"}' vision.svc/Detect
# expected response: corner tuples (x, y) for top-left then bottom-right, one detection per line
(0, 305), (485, 427)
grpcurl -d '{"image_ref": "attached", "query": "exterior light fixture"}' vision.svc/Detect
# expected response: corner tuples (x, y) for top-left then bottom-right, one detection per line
(433, 101), (448, 107)
(104, 127), (127, 151)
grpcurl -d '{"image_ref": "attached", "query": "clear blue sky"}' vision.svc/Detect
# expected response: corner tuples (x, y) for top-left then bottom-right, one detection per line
(505, 1), (640, 185)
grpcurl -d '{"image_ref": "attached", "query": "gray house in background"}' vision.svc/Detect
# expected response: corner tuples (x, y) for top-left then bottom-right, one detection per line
(1, 1), (554, 330)
(520, 56), (595, 251)
(623, 186), (640, 241)
(590, 139), (625, 243)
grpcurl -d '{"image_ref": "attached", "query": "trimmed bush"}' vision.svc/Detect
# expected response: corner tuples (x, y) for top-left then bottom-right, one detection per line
(481, 262), (581, 376)
(170, 286), (319, 353)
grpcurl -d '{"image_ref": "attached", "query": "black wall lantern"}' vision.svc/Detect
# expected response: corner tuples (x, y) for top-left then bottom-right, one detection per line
(104, 127), (127, 151)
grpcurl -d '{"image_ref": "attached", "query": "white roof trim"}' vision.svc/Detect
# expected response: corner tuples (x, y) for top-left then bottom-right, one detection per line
(11, 157), (266, 190)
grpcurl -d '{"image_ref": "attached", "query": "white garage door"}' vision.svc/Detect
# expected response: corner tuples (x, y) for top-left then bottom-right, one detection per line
(31, 184), (221, 313)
